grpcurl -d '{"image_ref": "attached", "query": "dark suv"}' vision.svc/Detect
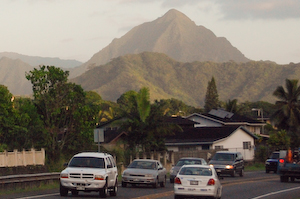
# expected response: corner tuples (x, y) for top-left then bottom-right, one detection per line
(208, 151), (244, 177)
(265, 151), (286, 173)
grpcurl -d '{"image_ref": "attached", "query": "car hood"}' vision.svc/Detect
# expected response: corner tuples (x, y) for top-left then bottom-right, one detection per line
(61, 167), (106, 175)
(209, 160), (234, 165)
(123, 168), (158, 175)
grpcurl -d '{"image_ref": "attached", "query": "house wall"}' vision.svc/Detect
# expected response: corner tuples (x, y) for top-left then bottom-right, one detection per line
(188, 115), (222, 127)
(212, 129), (255, 161)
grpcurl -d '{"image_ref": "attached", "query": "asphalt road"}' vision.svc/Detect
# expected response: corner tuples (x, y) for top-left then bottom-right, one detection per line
(2, 171), (300, 199)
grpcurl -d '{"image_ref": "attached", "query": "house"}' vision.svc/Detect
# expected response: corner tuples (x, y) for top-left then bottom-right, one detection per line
(185, 109), (267, 137)
(165, 126), (258, 161)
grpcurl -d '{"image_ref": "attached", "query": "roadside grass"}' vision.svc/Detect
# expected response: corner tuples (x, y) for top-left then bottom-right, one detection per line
(0, 181), (59, 196)
(245, 162), (265, 171)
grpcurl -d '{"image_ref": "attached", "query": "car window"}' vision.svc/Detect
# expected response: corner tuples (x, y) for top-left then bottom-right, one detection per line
(106, 157), (113, 168)
(179, 167), (212, 176)
(128, 161), (157, 169)
(176, 159), (204, 166)
(68, 157), (105, 168)
(212, 153), (234, 161)
(270, 153), (280, 159)
(109, 156), (116, 167)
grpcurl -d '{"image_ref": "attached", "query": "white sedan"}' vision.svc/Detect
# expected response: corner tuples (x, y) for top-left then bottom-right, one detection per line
(174, 165), (222, 199)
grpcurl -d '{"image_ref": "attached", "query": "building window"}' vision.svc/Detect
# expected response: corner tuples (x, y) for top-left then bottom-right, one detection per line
(179, 146), (196, 151)
(215, 145), (223, 150)
(202, 145), (210, 150)
(243, 141), (251, 149)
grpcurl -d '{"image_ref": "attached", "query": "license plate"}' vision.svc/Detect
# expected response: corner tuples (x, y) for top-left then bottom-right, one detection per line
(190, 180), (198, 185)
(201, 189), (207, 191)
(76, 186), (85, 190)
(188, 188), (196, 191)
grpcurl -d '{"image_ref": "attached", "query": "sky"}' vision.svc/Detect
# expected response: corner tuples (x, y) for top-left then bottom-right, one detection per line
(1, 0), (300, 65)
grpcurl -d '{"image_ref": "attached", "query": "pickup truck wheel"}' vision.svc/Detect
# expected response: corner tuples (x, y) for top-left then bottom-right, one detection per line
(99, 181), (108, 198)
(60, 184), (68, 196)
(110, 179), (118, 196)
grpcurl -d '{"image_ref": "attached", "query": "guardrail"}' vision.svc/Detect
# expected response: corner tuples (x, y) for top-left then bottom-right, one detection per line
(0, 172), (60, 191)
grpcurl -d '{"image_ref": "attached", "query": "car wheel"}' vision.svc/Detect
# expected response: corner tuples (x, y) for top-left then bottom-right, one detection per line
(160, 176), (166, 187)
(121, 181), (127, 187)
(231, 170), (235, 177)
(71, 190), (78, 196)
(239, 169), (244, 177)
(60, 183), (68, 196)
(174, 194), (182, 199)
(110, 179), (118, 196)
(99, 181), (108, 198)
(152, 177), (158, 188)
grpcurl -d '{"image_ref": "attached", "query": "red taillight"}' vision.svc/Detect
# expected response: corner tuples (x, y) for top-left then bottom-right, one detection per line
(279, 159), (285, 163)
(207, 178), (215, 185)
(174, 177), (181, 184)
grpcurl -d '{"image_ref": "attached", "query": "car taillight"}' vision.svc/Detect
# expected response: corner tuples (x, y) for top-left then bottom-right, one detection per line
(279, 159), (285, 163)
(207, 178), (215, 185)
(174, 177), (181, 184)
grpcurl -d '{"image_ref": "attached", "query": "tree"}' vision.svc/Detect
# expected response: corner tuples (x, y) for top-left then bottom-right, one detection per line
(271, 79), (300, 148)
(204, 77), (219, 113)
(26, 66), (96, 162)
(267, 130), (290, 151)
(223, 99), (240, 113)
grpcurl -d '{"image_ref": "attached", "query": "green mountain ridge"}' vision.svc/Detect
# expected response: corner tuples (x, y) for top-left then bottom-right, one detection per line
(71, 52), (298, 107)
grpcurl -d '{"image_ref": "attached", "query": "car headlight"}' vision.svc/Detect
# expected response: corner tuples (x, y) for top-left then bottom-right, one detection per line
(265, 162), (270, 165)
(145, 174), (154, 177)
(60, 173), (69, 179)
(225, 165), (234, 169)
(122, 172), (129, 176)
(95, 175), (105, 180)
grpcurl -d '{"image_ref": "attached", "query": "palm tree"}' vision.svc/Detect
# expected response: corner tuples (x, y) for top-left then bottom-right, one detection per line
(272, 79), (300, 148)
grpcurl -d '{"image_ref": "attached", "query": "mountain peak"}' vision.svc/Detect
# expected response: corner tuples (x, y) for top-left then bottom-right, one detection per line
(157, 9), (194, 24)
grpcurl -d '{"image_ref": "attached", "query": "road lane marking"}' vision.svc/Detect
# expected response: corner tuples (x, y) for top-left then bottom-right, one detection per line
(250, 187), (300, 199)
(14, 193), (58, 199)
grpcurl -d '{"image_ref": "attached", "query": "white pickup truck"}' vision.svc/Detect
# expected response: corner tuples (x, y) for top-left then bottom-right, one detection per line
(60, 152), (118, 197)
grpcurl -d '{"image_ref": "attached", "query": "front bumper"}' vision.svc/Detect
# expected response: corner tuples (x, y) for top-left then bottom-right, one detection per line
(60, 178), (106, 191)
(122, 176), (156, 184)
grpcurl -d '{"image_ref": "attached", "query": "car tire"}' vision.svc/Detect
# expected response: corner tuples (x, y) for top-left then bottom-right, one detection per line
(99, 181), (108, 198)
(121, 181), (127, 187)
(160, 176), (166, 187)
(239, 169), (244, 177)
(152, 177), (158, 188)
(71, 190), (78, 196)
(174, 194), (182, 199)
(110, 179), (118, 196)
(60, 183), (68, 196)
(231, 170), (235, 177)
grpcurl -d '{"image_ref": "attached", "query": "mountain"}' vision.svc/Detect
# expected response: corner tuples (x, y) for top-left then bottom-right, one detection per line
(0, 52), (82, 68)
(73, 9), (249, 77)
(0, 57), (33, 95)
(71, 52), (299, 107)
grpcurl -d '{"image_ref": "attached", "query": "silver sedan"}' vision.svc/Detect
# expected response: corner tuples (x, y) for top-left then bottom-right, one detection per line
(122, 159), (167, 188)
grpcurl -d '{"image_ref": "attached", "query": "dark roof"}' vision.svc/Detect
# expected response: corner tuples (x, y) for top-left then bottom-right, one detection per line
(164, 116), (199, 126)
(165, 126), (257, 145)
(103, 129), (126, 143)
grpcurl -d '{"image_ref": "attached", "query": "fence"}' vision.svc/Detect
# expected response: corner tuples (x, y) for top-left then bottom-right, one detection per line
(0, 148), (45, 167)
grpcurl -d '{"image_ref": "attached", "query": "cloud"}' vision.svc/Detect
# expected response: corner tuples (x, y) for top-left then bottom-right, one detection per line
(216, 0), (300, 20)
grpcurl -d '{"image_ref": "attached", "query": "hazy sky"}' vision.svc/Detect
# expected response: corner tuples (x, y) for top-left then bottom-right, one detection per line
(1, 0), (300, 64)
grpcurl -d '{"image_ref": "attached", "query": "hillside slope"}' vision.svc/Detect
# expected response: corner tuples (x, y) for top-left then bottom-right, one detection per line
(71, 52), (297, 107)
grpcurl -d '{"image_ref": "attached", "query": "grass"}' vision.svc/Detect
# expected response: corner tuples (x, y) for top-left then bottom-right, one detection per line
(0, 181), (59, 196)
(245, 162), (265, 171)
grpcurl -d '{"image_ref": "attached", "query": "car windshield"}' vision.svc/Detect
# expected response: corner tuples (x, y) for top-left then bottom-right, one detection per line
(179, 167), (212, 176)
(68, 157), (105, 168)
(128, 161), (157, 170)
(211, 153), (234, 161)
(176, 159), (203, 166)
(270, 153), (280, 159)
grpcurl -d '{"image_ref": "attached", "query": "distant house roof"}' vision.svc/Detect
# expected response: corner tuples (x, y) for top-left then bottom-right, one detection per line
(103, 129), (127, 144)
(163, 116), (200, 127)
(165, 126), (258, 146)
(186, 109), (263, 126)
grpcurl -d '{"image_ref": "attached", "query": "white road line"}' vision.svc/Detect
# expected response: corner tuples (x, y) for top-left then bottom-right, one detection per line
(251, 187), (300, 199)
(14, 193), (59, 199)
